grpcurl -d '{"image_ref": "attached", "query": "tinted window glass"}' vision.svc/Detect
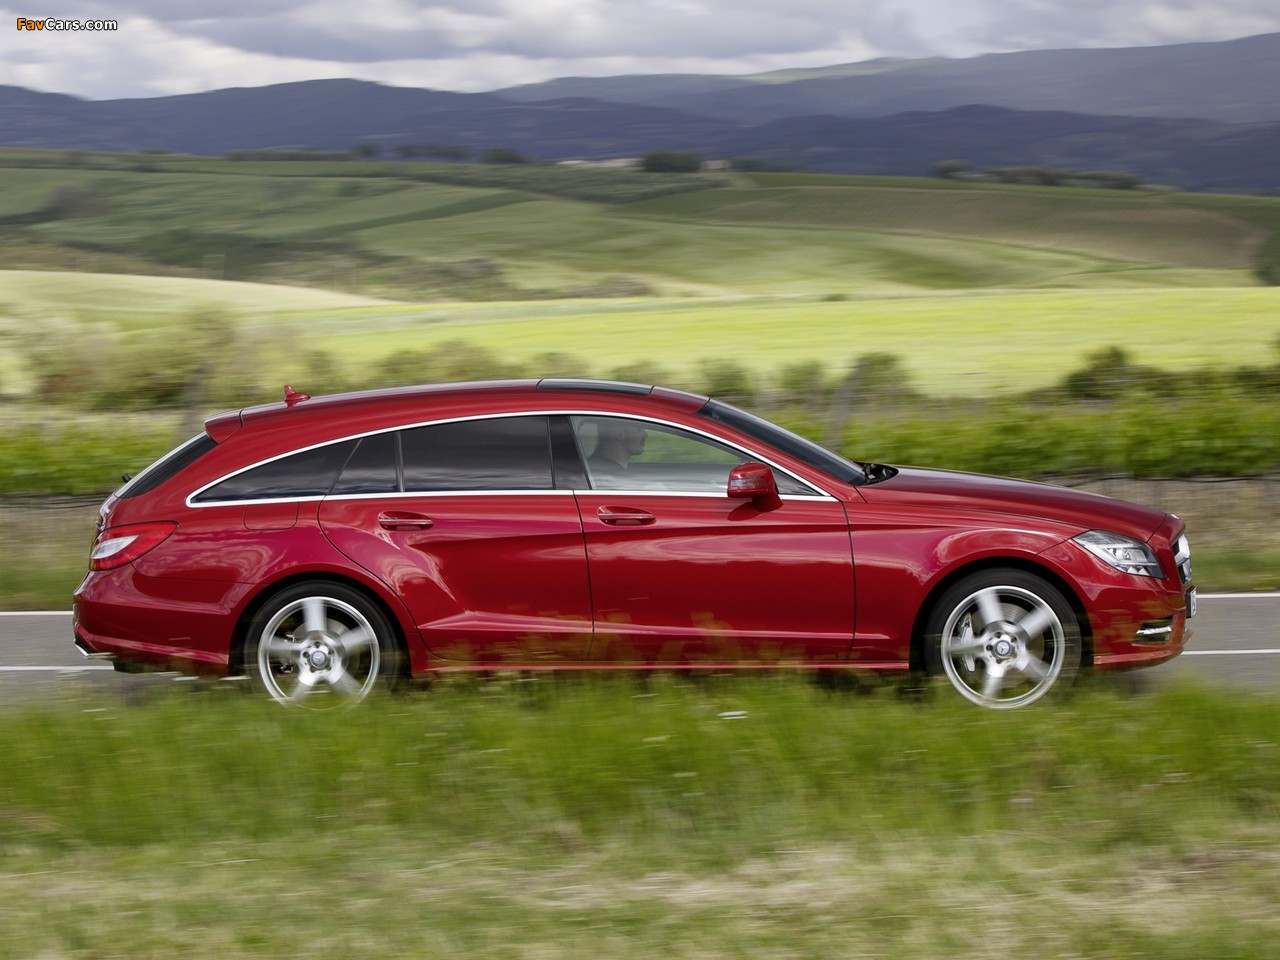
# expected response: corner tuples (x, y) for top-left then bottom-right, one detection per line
(193, 440), (356, 503)
(400, 417), (552, 491)
(331, 433), (400, 496)
(118, 434), (216, 499)
(573, 416), (812, 495)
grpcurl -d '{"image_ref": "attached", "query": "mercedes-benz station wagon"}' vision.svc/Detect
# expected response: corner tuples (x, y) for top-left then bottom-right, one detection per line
(73, 379), (1195, 709)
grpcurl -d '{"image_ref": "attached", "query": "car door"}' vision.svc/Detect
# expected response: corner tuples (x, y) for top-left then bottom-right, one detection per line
(570, 415), (855, 663)
(318, 415), (593, 663)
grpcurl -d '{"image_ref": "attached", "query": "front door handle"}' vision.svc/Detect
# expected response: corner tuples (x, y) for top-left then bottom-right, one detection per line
(378, 511), (434, 531)
(597, 506), (656, 526)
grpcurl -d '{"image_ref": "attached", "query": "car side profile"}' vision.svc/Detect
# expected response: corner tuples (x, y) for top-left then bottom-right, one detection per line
(74, 379), (1195, 708)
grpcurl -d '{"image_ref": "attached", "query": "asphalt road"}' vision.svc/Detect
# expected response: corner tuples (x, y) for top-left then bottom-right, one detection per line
(1, 595), (1276, 705)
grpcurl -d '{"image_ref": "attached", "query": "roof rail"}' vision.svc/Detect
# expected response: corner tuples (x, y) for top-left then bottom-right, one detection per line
(535, 378), (653, 396)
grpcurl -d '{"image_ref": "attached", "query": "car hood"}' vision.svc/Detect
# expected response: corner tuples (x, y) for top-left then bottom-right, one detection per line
(855, 467), (1167, 541)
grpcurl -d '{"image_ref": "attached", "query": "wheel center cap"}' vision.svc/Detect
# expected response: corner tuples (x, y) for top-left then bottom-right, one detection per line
(992, 637), (1016, 659)
(306, 648), (331, 670)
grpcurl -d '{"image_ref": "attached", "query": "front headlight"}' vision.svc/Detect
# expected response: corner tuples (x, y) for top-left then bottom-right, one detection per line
(1072, 530), (1164, 578)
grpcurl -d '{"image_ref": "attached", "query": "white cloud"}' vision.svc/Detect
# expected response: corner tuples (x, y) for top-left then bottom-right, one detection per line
(971, 0), (1280, 52)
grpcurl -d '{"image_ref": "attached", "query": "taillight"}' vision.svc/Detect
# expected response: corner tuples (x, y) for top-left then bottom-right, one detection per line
(90, 522), (177, 570)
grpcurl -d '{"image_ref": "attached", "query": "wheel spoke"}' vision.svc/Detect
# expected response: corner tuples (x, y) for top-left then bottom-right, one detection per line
(973, 588), (1005, 631)
(980, 665), (1006, 701)
(1013, 605), (1056, 641)
(291, 671), (319, 700)
(335, 625), (374, 655)
(948, 635), (986, 657)
(302, 597), (328, 636)
(1019, 654), (1051, 681)
(329, 668), (362, 697)
(264, 635), (304, 660)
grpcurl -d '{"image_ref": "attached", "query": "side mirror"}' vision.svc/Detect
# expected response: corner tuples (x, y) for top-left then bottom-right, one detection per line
(727, 462), (779, 500)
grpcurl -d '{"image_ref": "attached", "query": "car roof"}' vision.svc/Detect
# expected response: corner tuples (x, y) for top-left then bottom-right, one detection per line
(204, 379), (711, 443)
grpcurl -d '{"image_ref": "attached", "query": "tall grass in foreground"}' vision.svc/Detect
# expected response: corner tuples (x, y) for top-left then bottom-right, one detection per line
(0, 679), (1278, 958)
(6, 678), (1277, 852)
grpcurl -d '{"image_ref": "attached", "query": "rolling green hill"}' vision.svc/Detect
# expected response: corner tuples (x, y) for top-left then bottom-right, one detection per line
(1, 156), (1278, 397)
(1, 159), (1273, 299)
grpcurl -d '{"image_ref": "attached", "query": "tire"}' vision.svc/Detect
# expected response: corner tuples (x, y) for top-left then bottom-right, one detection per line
(245, 582), (401, 708)
(923, 568), (1081, 709)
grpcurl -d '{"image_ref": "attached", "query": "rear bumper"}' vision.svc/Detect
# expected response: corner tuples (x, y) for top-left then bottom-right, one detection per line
(73, 570), (242, 676)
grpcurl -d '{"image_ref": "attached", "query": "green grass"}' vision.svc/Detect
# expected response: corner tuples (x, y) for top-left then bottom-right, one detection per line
(0, 268), (391, 324)
(356, 196), (1184, 294)
(1, 680), (1279, 958)
(304, 289), (1280, 393)
(2, 162), (1274, 301)
(5, 275), (1276, 399)
(628, 181), (1270, 268)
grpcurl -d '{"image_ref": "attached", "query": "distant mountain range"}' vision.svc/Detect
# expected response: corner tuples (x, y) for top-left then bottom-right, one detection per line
(2, 32), (1278, 192)
(498, 33), (1280, 125)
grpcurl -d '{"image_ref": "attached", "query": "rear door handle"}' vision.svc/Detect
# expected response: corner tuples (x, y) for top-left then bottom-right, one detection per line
(378, 511), (434, 531)
(597, 506), (656, 526)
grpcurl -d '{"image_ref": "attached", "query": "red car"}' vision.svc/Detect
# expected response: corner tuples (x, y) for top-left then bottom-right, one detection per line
(74, 379), (1195, 709)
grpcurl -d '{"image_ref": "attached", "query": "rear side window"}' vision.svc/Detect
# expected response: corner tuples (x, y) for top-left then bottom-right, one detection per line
(400, 417), (552, 491)
(192, 440), (357, 503)
(118, 434), (217, 499)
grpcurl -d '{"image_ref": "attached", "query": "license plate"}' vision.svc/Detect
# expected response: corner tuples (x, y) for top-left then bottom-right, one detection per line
(1186, 587), (1197, 619)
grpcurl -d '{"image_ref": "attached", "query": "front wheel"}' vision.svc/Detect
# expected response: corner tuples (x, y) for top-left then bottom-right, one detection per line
(924, 569), (1081, 709)
(245, 582), (401, 708)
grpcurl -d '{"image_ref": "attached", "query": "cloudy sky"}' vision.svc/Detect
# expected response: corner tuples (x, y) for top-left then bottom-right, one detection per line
(4, 0), (1280, 100)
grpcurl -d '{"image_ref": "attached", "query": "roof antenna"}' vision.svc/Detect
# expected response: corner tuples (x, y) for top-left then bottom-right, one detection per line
(284, 385), (311, 407)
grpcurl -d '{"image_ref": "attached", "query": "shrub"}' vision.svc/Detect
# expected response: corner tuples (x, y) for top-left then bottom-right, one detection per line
(641, 151), (703, 173)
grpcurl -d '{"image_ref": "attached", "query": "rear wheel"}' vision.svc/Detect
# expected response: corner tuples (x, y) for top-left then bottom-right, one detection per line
(924, 569), (1081, 709)
(245, 582), (401, 708)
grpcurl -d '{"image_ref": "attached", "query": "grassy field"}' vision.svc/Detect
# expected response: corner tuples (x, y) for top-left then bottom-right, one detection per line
(2, 273), (1277, 396)
(308, 288), (1280, 391)
(2, 156), (1277, 394)
(627, 181), (1268, 269)
(1, 678), (1278, 958)
(1, 161), (1271, 297)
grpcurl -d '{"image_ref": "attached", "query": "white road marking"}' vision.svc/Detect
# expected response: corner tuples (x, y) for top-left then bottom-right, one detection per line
(1196, 593), (1280, 600)
(0, 665), (113, 672)
(1183, 649), (1280, 657)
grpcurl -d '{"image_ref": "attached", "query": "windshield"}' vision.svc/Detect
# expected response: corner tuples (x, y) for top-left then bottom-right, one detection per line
(697, 400), (866, 485)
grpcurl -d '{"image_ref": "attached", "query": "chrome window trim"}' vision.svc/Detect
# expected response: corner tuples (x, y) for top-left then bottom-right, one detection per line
(186, 410), (836, 508)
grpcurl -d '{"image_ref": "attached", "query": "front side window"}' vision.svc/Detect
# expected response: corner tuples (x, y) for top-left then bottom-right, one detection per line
(572, 416), (812, 494)
(400, 416), (553, 492)
(192, 440), (356, 503)
(698, 399), (865, 485)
